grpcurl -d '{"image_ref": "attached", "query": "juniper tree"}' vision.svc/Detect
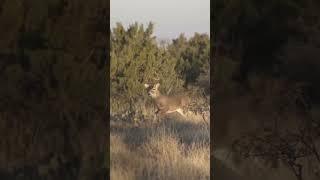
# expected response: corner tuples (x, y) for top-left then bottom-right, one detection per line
(168, 33), (210, 87)
(111, 22), (184, 114)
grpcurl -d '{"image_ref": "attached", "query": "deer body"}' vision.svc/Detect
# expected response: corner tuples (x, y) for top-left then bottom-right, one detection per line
(144, 83), (189, 117)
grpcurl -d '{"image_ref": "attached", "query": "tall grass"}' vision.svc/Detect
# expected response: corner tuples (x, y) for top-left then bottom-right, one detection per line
(110, 111), (210, 180)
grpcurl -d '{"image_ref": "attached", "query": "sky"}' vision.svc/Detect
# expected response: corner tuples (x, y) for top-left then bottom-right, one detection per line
(110, 0), (210, 39)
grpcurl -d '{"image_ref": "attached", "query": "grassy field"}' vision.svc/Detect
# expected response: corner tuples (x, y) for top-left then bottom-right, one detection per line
(110, 111), (210, 180)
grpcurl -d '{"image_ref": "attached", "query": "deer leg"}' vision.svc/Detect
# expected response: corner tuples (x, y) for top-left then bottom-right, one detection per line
(158, 111), (166, 118)
(158, 107), (169, 118)
(176, 108), (186, 117)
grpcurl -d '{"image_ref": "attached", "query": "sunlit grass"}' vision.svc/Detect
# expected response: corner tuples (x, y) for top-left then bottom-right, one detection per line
(110, 111), (210, 180)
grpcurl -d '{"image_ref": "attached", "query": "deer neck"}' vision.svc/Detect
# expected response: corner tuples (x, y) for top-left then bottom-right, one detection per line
(153, 92), (162, 99)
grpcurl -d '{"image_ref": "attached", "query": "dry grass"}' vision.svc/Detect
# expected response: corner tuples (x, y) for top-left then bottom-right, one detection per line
(110, 112), (210, 180)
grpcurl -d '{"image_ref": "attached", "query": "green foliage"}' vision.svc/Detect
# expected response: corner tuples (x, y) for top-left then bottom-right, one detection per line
(111, 23), (184, 104)
(111, 22), (210, 115)
(169, 33), (210, 86)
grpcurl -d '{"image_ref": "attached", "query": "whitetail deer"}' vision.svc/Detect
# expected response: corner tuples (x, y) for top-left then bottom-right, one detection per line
(144, 83), (190, 117)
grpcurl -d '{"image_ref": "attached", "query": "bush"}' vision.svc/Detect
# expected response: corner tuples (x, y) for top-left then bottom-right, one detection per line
(110, 22), (210, 120)
(110, 22), (184, 115)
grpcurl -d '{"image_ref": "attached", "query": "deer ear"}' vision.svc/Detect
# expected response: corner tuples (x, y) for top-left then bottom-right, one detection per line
(155, 83), (160, 89)
(144, 84), (150, 88)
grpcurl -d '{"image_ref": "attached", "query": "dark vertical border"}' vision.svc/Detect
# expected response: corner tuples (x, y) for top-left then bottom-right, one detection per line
(210, 0), (214, 179)
(106, 0), (111, 179)
(0, 0), (110, 179)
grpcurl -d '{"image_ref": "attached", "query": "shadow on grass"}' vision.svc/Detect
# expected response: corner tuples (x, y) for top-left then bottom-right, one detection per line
(136, 158), (210, 180)
(110, 113), (210, 148)
(160, 115), (210, 145)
